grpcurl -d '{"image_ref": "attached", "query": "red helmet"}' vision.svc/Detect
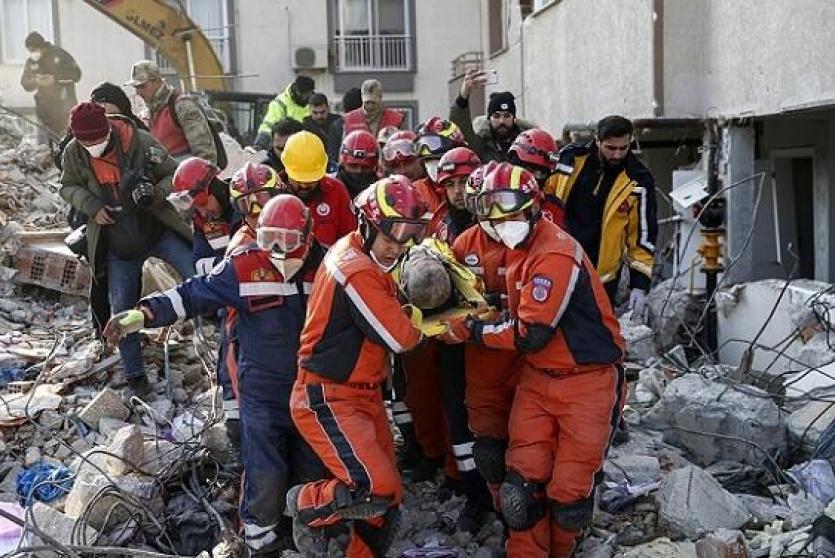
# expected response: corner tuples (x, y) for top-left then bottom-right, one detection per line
(169, 157), (219, 211)
(437, 147), (481, 184)
(416, 117), (466, 158)
(382, 138), (418, 165)
(508, 128), (558, 172)
(471, 162), (541, 220)
(389, 130), (417, 143)
(340, 130), (379, 170)
(256, 194), (313, 260)
(355, 175), (430, 244)
(230, 162), (280, 216)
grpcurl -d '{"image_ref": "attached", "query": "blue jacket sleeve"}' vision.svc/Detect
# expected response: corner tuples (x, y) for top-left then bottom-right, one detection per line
(192, 229), (226, 276)
(141, 260), (244, 326)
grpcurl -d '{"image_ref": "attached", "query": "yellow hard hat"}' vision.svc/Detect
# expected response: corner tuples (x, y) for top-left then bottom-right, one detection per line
(281, 131), (328, 183)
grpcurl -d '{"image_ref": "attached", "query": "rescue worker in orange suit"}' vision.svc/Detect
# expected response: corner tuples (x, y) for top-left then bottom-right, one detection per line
(335, 130), (380, 198)
(342, 79), (404, 138)
(441, 162), (625, 558)
(423, 146), (495, 532)
(507, 128), (566, 228)
(450, 160), (523, 509)
(286, 176), (428, 557)
(547, 115), (657, 317)
(399, 117), (470, 484)
(168, 156), (243, 451)
(414, 117), (468, 212)
(278, 130), (357, 247)
(104, 195), (327, 554)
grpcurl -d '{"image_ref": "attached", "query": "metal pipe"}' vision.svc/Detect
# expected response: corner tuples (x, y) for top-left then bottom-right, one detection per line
(184, 33), (199, 92)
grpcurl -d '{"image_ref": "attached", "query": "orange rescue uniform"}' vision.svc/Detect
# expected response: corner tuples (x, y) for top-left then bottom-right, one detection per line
(468, 218), (625, 558)
(289, 232), (422, 556)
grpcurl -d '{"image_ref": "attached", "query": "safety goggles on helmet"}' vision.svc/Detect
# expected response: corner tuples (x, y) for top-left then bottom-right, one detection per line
(232, 188), (275, 215)
(515, 144), (559, 164)
(256, 227), (305, 254)
(167, 189), (208, 212)
(382, 139), (417, 162)
(471, 189), (533, 219)
(378, 218), (429, 244)
(416, 135), (447, 157)
(341, 146), (376, 161)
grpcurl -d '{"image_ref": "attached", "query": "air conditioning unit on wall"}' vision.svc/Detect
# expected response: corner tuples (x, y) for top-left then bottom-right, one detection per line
(293, 46), (328, 70)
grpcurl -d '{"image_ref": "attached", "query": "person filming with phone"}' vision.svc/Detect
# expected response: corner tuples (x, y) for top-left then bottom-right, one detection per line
(450, 68), (532, 162)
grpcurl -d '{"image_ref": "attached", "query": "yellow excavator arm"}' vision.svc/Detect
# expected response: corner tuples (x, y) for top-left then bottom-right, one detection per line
(82, 0), (227, 92)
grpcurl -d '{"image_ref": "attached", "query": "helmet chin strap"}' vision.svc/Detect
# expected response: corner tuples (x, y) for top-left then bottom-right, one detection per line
(369, 250), (399, 273)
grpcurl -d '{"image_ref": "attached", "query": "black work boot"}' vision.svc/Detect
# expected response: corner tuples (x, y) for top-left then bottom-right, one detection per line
(410, 455), (445, 483)
(457, 470), (493, 534)
(397, 422), (424, 471)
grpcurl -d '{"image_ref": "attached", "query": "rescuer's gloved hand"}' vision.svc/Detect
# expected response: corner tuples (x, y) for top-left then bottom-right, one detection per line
(102, 309), (146, 344)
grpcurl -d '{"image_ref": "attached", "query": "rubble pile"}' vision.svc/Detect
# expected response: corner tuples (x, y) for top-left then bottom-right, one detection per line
(0, 131), (65, 231)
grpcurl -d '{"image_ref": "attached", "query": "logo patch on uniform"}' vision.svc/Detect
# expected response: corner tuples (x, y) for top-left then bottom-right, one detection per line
(531, 275), (553, 302)
(317, 202), (331, 216)
(251, 267), (276, 282)
(618, 201), (629, 214)
(464, 253), (479, 266)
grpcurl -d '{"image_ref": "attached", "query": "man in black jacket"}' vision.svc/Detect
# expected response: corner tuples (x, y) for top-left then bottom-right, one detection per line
(302, 93), (342, 170)
(20, 31), (81, 139)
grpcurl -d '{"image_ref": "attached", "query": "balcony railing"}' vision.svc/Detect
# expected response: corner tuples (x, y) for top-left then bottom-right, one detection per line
(334, 34), (412, 71)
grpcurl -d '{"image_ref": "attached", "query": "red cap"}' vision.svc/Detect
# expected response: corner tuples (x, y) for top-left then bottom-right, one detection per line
(69, 102), (110, 142)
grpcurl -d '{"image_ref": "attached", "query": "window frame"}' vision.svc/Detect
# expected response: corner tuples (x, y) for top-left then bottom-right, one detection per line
(331, 0), (414, 72)
(1, 0), (55, 64)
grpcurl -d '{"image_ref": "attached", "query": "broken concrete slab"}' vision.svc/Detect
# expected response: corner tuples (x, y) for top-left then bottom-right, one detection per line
(660, 374), (786, 467)
(65, 470), (162, 531)
(603, 455), (661, 486)
(619, 537), (697, 558)
(105, 424), (144, 476)
(786, 400), (835, 456)
(656, 465), (750, 539)
(26, 501), (99, 552)
(619, 317), (657, 363)
(0, 384), (62, 424)
(77, 387), (129, 429)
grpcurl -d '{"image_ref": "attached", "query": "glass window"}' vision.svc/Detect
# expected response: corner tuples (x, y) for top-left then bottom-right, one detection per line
(2, 0), (53, 63)
(154, 0), (231, 72)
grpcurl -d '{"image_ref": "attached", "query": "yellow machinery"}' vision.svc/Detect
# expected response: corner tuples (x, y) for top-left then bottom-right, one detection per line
(82, 0), (227, 92)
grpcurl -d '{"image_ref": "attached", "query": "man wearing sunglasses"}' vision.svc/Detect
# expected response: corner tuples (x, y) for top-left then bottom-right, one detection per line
(104, 194), (327, 554)
(286, 176), (427, 557)
(546, 116), (657, 324)
(441, 162), (624, 558)
(279, 131), (357, 247)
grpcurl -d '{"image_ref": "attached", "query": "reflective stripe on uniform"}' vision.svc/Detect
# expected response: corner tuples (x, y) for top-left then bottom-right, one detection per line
(208, 235), (230, 250)
(195, 257), (216, 277)
(326, 256), (405, 353)
(163, 288), (186, 320)
(551, 242), (583, 327)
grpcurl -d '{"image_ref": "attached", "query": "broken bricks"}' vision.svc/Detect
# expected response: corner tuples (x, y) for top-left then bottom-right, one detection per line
(77, 387), (129, 429)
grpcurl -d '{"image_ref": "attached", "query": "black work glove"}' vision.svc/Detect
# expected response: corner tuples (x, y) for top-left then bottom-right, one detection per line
(131, 178), (155, 208)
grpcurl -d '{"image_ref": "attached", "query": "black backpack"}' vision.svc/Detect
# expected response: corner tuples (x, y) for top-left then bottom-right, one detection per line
(167, 91), (229, 170)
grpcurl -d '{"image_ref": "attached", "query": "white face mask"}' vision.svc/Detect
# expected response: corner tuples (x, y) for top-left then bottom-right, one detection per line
(83, 132), (111, 159)
(494, 221), (530, 249)
(424, 159), (440, 183)
(370, 250), (400, 273)
(479, 221), (501, 242)
(269, 254), (304, 280)
(29, 51), (42, 62)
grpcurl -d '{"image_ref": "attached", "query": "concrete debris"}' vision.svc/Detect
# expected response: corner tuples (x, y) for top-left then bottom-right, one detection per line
(26, 501), (99, 553)
(656, 465), (751, 539)
(695, 529), (748, 558)
(78, 387), (130, 429)
(105, 424), (144, 476)
(617, 538), (697, 557)
(604, 454), (661, 485)
(786, 400), (835, 456)
(647, 278), (703, 351)
(619, 317), (658, 363)
(659, 374), (786, 466)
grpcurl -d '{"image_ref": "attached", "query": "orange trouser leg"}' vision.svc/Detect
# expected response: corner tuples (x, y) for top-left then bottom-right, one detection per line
(402, 341), (449, 460)
(290, 382), (401, 528)
(465, 345), (522, 507)
(505, 365), (625, 558)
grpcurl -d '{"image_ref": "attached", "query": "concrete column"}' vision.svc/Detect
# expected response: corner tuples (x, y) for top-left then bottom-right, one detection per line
(724, 124), (756, 284)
